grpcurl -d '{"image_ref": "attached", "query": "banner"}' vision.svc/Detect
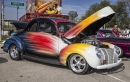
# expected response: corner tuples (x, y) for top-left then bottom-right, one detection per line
(26, 0), (62, 14)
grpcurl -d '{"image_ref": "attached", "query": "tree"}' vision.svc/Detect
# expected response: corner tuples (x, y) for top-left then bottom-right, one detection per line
(68, 11), (78, 22)
(80, 0), (130, 29)
(115, 0), (129, 28)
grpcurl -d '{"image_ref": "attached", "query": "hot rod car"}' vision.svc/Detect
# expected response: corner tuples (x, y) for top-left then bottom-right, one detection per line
(2, 6), (122, 74)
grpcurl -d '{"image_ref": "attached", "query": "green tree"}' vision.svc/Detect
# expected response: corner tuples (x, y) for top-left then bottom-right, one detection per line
(68, 11), (78, 22)
(80, 0), (130, 29)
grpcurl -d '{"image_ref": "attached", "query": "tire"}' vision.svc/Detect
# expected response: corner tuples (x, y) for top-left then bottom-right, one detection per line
(68, 54), (91, 74)
(9, 44), (21, 60)
(118, 47), (124, 58)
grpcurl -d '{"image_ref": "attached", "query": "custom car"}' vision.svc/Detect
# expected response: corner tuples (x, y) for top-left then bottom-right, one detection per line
(98, 29), (130, 57)
(2, 6), (122, 74)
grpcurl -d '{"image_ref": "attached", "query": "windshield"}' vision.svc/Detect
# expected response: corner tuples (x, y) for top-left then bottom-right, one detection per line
(101, 30), (116, 38)
(57, 22), (76, 33)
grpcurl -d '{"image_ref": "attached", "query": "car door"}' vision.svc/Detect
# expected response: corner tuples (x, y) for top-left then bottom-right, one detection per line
(24, 21), (59, 57)
(19, 21), (38, 55)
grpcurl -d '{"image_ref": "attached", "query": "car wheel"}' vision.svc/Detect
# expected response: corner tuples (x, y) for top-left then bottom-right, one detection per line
(68, 54), (91, 74)
(9, 44), (21, 60)
(118, 47), (124, 58)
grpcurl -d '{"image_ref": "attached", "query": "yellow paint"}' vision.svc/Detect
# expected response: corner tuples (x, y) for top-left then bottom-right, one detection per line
(60, 43), (92, 66)
(102, 42), (114, 48)
(65, 12), (99, 37)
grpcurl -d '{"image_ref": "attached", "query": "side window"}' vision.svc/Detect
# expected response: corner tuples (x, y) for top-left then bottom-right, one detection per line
(39, 22), (57, 35)
(59, 25), (65, 32)
(29, 23), (37, 32)
(58, 23), (66, 33)
(97, 33), (101, 38)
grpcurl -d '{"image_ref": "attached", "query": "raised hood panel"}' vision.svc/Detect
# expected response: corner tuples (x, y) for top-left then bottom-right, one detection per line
(64, 6), (115, 39)
(11, 22), (28, 30)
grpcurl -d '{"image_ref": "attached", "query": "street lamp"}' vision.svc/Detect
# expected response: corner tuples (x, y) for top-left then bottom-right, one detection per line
(17, 6), (19, 21)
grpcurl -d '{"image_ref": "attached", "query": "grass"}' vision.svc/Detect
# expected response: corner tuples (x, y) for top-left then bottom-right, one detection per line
(1, 35), (11, 40)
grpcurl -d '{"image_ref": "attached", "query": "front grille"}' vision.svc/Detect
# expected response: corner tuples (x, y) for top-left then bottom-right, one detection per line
(101, 48), (114, 64)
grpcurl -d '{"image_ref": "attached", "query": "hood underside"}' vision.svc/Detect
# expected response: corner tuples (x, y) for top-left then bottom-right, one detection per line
(64, 6), (115, 39)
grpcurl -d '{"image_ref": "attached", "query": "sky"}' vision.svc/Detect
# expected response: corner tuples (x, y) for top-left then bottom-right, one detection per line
(3, 0), (117, 20)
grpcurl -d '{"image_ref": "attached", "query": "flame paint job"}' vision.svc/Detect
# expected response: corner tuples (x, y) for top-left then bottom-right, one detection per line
(25, 32), (67, 55)
(64, 6), (115, 39)
(3, 6), (120, 69)
(64, 12), (99, 39)
(60, 44), (92, 65)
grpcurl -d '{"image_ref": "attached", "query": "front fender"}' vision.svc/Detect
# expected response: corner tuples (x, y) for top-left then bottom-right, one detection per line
(102, 42), (115, 48)
(60, 43), (101, 68)
(3, 36), (24, 53)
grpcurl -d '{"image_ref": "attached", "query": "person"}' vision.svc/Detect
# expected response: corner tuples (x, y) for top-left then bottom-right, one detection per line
(112, 25), (119, 37)
(121, 26), (129, 37)
(11, 29), (17, 36)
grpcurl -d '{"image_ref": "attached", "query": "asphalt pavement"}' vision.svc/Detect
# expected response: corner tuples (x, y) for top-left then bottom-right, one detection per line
(0, 44), (130, 82)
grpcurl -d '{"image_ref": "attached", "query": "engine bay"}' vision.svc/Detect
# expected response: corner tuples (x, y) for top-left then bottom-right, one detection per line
(62, 32), (109, 48)
(79, 35), (109, 48)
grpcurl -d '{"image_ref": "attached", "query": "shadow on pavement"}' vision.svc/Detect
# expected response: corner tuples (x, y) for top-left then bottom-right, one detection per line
(0, 52), (6, 54)
(94, 63), (125, 75)
(25, 59), (68, 69)
(0, 57), (8, 64)
(122, 58), (129, 61)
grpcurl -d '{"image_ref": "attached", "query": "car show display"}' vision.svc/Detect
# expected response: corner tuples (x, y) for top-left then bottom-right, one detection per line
(2, 6), (122, 74)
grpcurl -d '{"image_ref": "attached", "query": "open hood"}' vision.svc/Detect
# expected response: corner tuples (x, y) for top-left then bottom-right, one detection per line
(10, 22), (28, 30)
(64, 6), (115, 39)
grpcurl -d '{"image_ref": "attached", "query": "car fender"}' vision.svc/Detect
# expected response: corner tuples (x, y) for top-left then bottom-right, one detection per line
(102, 42), (115, 48)
(60, 43), (101, 68)
(3, 36), (24, 53)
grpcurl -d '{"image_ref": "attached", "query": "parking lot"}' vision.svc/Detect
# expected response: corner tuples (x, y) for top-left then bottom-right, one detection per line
(0, 44), (130, 82)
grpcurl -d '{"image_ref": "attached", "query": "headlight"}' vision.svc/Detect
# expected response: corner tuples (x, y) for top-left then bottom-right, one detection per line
(114, 46), (120, 54)
(95, 48), (102, 58)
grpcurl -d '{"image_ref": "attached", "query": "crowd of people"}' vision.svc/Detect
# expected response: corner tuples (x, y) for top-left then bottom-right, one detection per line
(112, 25), (130, 37)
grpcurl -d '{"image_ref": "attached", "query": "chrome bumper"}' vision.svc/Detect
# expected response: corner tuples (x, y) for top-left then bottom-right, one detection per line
(96, 59), (122, 69)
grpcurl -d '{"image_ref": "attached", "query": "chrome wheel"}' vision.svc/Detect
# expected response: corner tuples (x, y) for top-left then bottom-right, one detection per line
(69, 54), (89, 74)
(9, 45), (21, 60)
(10, 45), (18, 58)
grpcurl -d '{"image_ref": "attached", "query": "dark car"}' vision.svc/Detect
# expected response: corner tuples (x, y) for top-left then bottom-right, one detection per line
(97, 29), (130, 57)
(1, 6), (121, 74)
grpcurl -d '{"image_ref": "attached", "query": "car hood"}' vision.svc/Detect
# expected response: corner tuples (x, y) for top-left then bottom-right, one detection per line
(64, 6), (115, 39)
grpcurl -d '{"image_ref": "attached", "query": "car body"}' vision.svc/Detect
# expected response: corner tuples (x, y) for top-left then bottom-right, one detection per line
(2, 6), (121, 74)
(98, 29), (130, 57)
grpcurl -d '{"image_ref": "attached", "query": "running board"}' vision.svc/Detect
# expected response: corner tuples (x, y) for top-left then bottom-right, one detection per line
(22, 54), (61, 65)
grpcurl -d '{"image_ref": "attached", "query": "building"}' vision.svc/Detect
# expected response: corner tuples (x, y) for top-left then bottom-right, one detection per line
(2, 20), (17, 31)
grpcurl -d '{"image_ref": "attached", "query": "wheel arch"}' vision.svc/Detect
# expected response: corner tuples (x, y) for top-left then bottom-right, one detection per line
(59, 44), (101, 69)
(6, 38), (25, 54)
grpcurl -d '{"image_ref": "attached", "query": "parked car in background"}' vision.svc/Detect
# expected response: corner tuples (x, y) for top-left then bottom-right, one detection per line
(2, 6), (122, 74)
(97, 29), (130, 57)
